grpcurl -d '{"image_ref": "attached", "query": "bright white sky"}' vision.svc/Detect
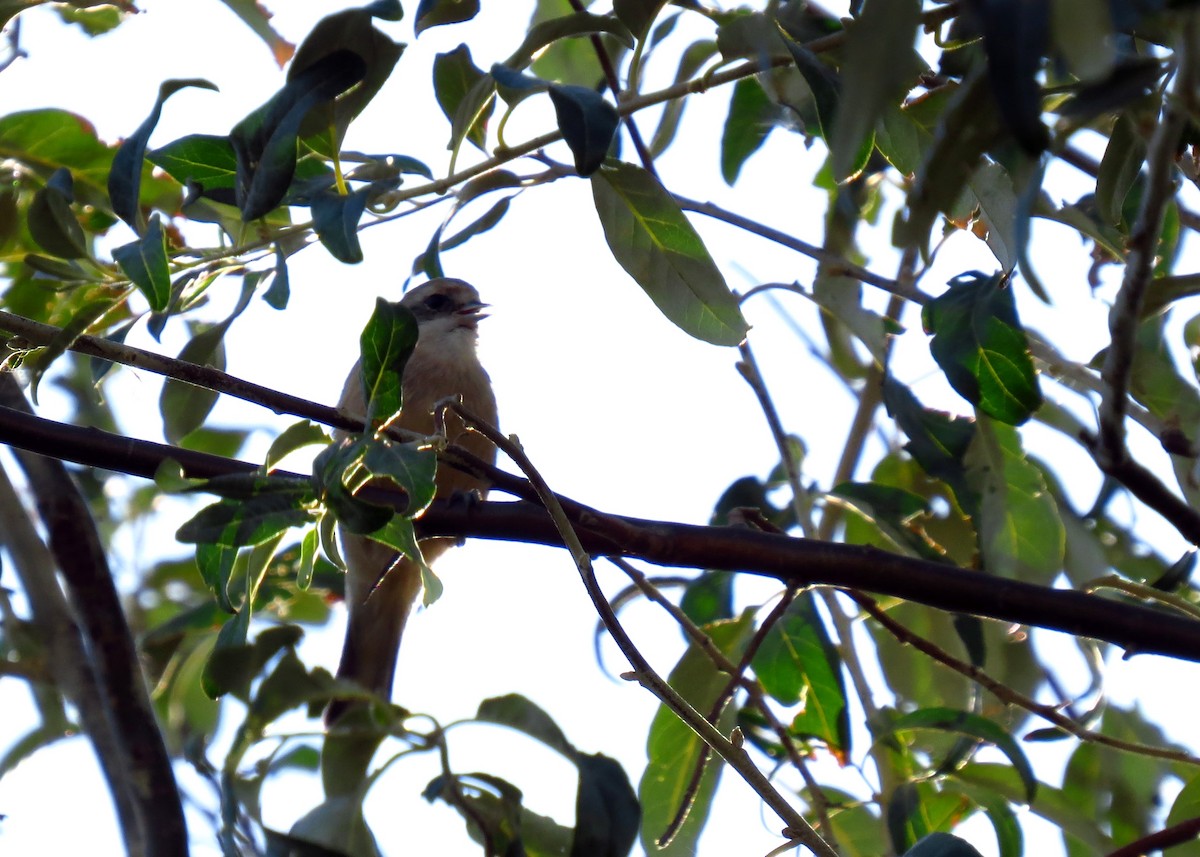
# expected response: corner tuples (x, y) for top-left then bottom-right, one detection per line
(3, 2), (1200, 856)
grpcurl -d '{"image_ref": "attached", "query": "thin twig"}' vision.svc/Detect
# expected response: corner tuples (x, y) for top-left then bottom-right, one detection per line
(1096, 24), (1196, 468)
(854, 592), (1200, 766)
(443, 402), (836, 857)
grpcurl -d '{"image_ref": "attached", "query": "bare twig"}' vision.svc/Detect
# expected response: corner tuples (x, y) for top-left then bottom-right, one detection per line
(443, 403), (836, 857)
(854, 593), (1200, 767)
(1096, 24), (1196, 469)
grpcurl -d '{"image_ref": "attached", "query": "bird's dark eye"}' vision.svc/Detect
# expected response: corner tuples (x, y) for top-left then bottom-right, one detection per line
(422, 293), (455, 313)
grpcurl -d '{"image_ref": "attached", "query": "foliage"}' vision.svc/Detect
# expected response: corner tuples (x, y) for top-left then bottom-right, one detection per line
(3, 1), (1200, 856)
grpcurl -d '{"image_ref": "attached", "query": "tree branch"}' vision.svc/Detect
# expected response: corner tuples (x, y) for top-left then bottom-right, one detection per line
(0, 376), (187, 857)
(3, 400), (1200, 666)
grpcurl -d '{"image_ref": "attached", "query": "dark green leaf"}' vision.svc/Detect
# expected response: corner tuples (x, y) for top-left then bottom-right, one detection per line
(1096, 113), (1146, 226)
(881, 377), (976, 508)
(311, 185), (374, 264)
(265, 420), (329, 472)
(231, 51), (367, 221)
(591, 161), (747, 346)
(891, 707), (1037, 802)
(477, 693), (575, 758)
(160, 325), (226, 445)
(288, 2), (404, 147)
(721, 77), (776, 185)
(831, 0), (923, 181)
(177, 494), (314, 547)
(21, 254), (91, 281)
(361, 438), (437, 515)
(904, 833), (986, 857)
(434, 45), (491, 152)
(263, 243), (291, 310)
(113, 213), (171, 312)
(148, 134), (238, 191)
(415, 0), (479, 35)
(503, 11), (634, 71)
(28, 168), (88, 259)
(359, 297), (419, 426)
(548, 85), (619, 177)
(972, 0), (1049, 151)
(780, 38), (840, 143)
(572, 754), (640, 857)
(109, 79), (217, 233)
(923, 272), (1042, 425)
(613, 0), (667, 37)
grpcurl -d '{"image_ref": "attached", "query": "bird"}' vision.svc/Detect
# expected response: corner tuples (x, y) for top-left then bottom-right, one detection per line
(327, 277), (497, 725)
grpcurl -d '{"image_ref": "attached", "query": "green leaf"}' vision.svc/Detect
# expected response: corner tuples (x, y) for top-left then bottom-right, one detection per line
(1096, 113), (1146, 226)
(265, 420), (329, 472)
(434, 45), (491, 153)
(415, 0), (479, 34)
(968, 162), (1020, 273)
(964, 417), (1065, 582)
(752, 592), (849, 760)
(875, 101), (923, 177)
(263, 243), (291, 310)
(160, 324), (226, 445)
(359, 297), (420, 427)
(890, 708), (1037, 803)
(477, 693), (575, 758)
(361, 438), (438, 515)
(721, 77), (776, 185)
(547, 84), (619, 177)
(148, 134), (239, 191)
(639, 610), (755, 855)
(591, 161), (747, 346)
(679, 571), (734, 626)
(108, 78), (218, 233)
(0, 109), (117, 202)
(831, 0), (923, 181)
(177, 494), (315, 548)
(922, 271), (1042, 425)
(113, 214), (171, 312)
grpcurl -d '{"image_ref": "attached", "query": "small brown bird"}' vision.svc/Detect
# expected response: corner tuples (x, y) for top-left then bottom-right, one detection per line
(329, 278), (497, 722)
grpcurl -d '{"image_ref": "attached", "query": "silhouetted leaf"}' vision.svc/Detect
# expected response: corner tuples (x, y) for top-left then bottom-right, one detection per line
(109, 78), (217, 233)
(503, 11), (633, 71)
(591, 161), (747, 346)
(922, 271), (1042, 425)
(215, 0), (296, 66)
(904, 833), (986, 857)
(548, 84), (619, 176)
(973, 0), (1049, 152)
(311, 185), (374, 264)
(415, 0), (479, 35)
(1096, 113), (1146, 226)
(881, 378), (976, 511)
(477, 694), (575, 758)
(573, 754), (640, 857)
(231, 50), (367, 221)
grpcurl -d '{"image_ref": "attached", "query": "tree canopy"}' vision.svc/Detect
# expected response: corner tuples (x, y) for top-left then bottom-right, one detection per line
(3, 1), (1200, 856)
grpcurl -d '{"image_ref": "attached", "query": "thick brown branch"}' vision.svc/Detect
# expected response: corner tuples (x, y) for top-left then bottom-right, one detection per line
(3, 402), (1200, 665)
(0, 377), (187, 856)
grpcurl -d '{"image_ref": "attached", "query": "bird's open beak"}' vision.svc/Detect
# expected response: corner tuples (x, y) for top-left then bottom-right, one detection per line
(457, 300), (489, 322)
